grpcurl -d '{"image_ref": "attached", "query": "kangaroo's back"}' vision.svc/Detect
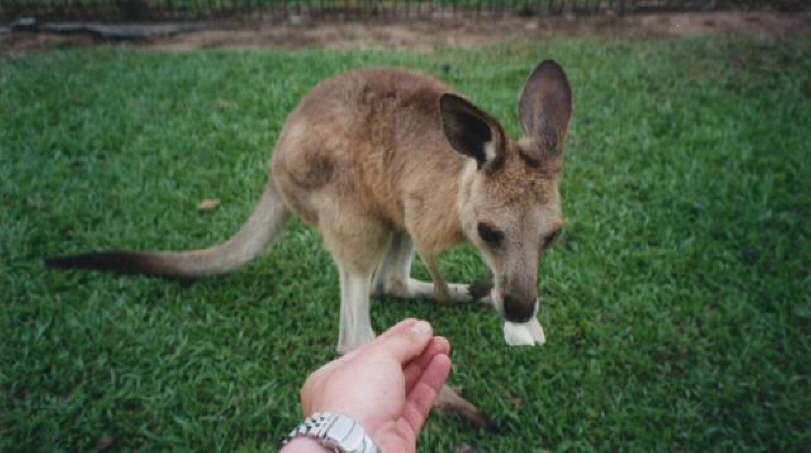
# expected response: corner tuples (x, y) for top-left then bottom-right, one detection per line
(270, 68), (467, 240)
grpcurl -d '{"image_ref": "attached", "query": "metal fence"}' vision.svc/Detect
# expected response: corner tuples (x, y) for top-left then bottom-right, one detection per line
(1, 0), (807, 22)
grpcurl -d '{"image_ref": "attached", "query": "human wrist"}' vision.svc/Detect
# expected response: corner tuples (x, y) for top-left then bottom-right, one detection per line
(282, 412), (380, 453)
(310, 405), (380, 438)
(280, 436), (331, 452)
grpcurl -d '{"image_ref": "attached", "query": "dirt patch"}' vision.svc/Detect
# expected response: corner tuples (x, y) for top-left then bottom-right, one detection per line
(2, 11), (810, 57)
(632, 10), (811, 38)
(1, 28), (98, 57)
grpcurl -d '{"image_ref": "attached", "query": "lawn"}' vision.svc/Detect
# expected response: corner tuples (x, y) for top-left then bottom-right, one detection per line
(1, 36), (810, 451)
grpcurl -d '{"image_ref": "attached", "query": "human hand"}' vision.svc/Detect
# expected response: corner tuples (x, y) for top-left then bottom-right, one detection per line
(283, 318), (451, 453)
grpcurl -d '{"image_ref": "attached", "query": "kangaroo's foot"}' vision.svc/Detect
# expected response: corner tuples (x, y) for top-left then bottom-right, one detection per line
(435, 385), (502, 431)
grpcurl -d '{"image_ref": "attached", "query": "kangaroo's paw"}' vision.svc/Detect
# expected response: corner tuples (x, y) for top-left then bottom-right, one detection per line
(467, 269), (495, 306)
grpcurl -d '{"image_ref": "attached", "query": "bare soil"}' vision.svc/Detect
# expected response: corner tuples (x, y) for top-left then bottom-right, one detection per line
(2, 11), (810, 58)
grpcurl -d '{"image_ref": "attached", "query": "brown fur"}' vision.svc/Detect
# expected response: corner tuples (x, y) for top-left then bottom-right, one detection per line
(46, 61), (573, 429)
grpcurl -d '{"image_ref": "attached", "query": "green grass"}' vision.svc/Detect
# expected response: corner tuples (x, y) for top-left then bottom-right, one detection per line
(2, 37), (810, 451)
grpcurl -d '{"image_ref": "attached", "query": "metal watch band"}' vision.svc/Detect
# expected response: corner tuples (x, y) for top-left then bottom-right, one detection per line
(282, 412), (380, 453)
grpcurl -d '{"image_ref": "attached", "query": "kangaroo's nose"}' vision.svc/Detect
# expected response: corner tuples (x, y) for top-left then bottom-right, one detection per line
(503, 295), (535, 323)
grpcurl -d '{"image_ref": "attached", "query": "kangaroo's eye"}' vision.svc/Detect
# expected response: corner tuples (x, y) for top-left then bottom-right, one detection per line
(478, 223), (504, 245)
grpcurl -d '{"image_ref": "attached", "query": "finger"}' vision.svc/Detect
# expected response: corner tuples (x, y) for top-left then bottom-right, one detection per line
(401, 354), (452, 433)
(326, 318), (419, 367)
(307, 318), (422, 385)
(378, 318), (419, 340)
(403, 336), (450, 393)
(367, 320), (434, 364)
(342, 318), (419, 360)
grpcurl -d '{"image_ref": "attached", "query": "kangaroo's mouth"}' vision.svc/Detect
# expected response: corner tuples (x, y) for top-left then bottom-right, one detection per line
(503, 294), (537, 323)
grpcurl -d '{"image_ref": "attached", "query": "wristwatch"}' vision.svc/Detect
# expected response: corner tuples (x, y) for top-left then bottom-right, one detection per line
(282, 412), (380, 453)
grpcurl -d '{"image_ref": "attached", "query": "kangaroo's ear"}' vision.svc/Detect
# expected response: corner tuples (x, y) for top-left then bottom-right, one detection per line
(440, 93), (506, 170)
(518, 60), (572, 157)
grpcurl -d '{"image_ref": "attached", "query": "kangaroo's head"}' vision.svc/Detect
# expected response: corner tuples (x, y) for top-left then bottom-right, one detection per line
(440, 60), (572, 323)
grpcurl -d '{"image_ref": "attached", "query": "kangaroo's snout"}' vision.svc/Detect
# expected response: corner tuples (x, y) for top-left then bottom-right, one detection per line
(502, 295), (536, 323)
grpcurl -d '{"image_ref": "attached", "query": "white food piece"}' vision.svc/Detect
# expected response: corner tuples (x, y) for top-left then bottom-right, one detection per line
(503, 317), (546, 346)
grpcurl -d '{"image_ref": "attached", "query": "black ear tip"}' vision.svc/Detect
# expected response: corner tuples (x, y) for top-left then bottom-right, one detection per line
(439, 92), (465, 109)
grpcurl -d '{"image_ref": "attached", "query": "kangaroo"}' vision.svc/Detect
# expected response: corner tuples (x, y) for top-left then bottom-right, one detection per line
(46, 60), (572, 428)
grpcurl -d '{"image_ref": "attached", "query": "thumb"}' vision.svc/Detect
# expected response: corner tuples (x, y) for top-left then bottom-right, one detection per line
(371, 320), (434, 364)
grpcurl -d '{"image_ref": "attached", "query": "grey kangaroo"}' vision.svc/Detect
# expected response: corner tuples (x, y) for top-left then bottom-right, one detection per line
(47, 59), (573, 428)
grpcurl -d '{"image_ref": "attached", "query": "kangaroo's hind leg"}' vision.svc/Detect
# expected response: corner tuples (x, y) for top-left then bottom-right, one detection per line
(372, 232), (489, 304)
(372, 232), (423, 298)
(371, 233), (455, 300)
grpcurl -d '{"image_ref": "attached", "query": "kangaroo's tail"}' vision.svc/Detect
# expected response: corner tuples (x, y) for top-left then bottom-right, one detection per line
(45, 182), (290, 279)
